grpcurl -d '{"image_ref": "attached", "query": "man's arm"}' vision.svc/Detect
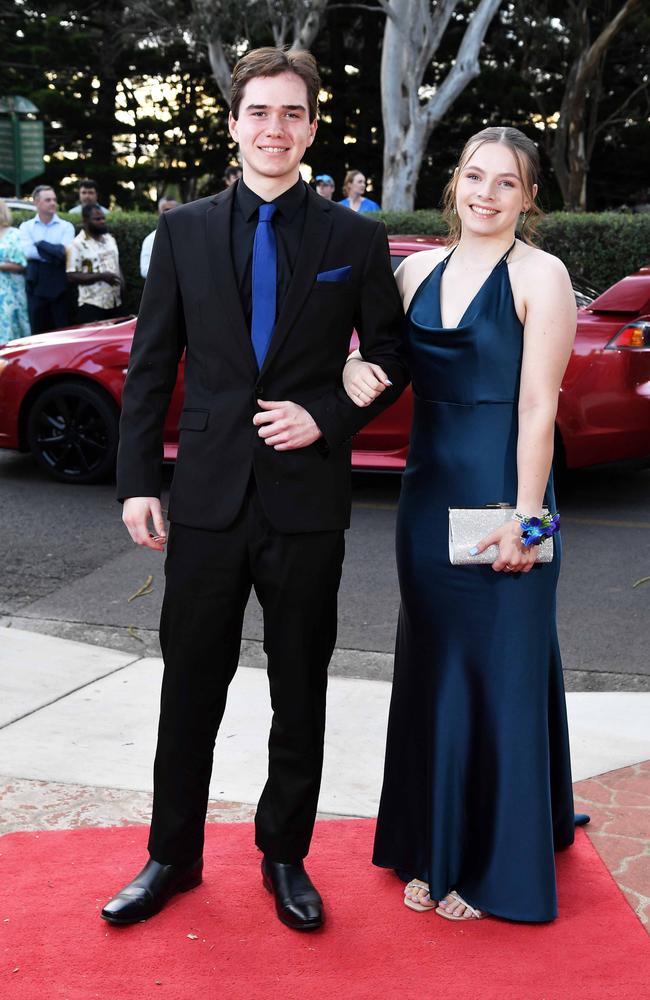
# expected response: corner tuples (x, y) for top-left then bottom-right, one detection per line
(117, 212), (186, 502)
(302, 222), (409, 449)
(140, 231), (155, 279)
(19, 220), (41, 261)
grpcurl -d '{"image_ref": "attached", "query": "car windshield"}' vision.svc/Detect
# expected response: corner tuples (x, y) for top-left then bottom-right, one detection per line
(390, 255), (407, 273)
(571, 275), (603, 308)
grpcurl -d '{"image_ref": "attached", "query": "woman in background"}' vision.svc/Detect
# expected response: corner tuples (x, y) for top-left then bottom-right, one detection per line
(344, 127), (582, 923)
(0, 198), (31, 342)
(339, 170), (381, 213)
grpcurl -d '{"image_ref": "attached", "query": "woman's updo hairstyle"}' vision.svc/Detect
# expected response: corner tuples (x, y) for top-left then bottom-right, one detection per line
(441, 126), (543, 246)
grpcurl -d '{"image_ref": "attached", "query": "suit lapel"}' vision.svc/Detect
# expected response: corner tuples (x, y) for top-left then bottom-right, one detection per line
(205, 187), (257, 374)
(260, 187), (333, 376)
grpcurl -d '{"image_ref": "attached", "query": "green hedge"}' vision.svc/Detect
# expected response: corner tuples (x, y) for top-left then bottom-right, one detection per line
(11, 208), (650, 312)
(11, 209), (155, 314)
(378, 210), (650, 291)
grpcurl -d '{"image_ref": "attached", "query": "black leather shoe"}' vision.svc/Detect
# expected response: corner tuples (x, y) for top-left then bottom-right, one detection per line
(101, 857), (203, 925)
(262, 858), (323, 931)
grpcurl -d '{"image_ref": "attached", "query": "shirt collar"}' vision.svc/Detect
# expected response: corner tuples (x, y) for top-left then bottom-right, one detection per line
(235, 177), (306, 223)
(35, 213), (62, 226)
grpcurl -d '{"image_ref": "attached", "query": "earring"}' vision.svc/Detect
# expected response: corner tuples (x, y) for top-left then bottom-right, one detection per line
(521, 210), (528, 225)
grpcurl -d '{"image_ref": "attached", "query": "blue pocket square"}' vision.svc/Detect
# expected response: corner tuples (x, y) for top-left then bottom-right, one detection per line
(316, 266), (352, 283)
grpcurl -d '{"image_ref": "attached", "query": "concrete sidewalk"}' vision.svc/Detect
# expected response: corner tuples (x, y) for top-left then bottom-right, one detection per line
(1, 625), (649, 928)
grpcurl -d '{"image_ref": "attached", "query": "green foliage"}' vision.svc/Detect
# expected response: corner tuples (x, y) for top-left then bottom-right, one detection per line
(534, 214), (650, 289)
(378, 211), (447, 236)
(103, 212), (156, 313)
(378, 211), (650, 289)
(12, 207), (648, 313)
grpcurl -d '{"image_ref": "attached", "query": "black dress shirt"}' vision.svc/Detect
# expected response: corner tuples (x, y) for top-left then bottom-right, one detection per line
(231, 177), (307, 331)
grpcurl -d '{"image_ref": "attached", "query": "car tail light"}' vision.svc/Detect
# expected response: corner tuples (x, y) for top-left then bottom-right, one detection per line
(605, 321), (650, 350)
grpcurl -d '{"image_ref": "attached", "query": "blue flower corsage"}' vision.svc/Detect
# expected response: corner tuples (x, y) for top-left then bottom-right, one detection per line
(516, 512), (561, 548)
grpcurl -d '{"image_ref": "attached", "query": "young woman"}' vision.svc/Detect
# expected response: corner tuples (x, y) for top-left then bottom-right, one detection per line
(339, 170), (381, 212)
(344, 127), (583, 923)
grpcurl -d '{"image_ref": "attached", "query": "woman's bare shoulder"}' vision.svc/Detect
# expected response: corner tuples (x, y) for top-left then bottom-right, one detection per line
(396, 246), (449, 310)
(511, 242), (570, 283)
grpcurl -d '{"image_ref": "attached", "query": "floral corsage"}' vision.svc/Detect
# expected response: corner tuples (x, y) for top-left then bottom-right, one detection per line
(516, 512), (561, 548)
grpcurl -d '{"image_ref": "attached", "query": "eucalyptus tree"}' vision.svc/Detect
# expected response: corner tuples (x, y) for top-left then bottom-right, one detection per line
(378, 0), (503, 211)
(515, 0), (646, 211)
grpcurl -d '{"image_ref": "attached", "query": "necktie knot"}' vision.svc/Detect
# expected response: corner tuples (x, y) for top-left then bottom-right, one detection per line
(259, 203), (277, 223)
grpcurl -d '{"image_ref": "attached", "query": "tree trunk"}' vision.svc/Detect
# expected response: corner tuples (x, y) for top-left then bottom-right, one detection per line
(552, 0), (641, 211)
(207, 36), (233, 105)
(205, 1), (328, 107)
(379, 0), (502, 211)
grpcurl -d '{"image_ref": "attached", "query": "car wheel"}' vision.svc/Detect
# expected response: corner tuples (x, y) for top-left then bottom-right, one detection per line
(26, 380), (119, 484)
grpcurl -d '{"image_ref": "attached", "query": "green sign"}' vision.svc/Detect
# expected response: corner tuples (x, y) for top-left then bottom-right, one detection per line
(0, 99), (44, 193)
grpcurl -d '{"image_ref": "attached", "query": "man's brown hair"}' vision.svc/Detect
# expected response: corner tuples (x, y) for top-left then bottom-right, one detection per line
(230, 47), (321, 122)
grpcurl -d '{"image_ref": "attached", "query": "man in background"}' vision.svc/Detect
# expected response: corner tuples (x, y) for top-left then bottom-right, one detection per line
(67, 204), (122, 322)
(19, 185), (74, 333)
(314, 174), (335, 200)
(223, 164), (242, 187)
(140, 196), (179, 279)
(69, 179), (110, 217)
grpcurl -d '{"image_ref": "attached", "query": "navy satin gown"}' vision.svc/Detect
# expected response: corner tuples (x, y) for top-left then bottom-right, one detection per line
(372, 245), (576, 922)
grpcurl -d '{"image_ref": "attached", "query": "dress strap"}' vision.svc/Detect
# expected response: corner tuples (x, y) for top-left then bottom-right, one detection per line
(441, 245), (458, 271)
(500, 239), (517, 265)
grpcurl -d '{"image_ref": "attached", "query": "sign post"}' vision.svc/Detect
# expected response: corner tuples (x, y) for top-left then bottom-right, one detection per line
(0, 96), (44, 197)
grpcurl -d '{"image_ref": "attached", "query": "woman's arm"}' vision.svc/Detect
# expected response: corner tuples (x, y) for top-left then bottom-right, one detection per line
(0, 262), (25, 273)
(514, 254), (576, 515)
(474, 253), (576, 572)
(342, 255), (414, 406)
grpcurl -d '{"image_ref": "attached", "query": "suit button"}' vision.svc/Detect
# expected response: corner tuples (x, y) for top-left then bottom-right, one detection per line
(256, 384), (264, 395)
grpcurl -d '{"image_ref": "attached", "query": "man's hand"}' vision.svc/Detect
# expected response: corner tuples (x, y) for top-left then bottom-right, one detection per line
(122, 497), (167, 551)
(253, 399), (322, 450)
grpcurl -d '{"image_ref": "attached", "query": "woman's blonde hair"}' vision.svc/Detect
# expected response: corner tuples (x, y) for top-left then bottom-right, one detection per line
(342, 170), (364, 197)
(0, 198), (13, 228)
(441, 127), (543, 246)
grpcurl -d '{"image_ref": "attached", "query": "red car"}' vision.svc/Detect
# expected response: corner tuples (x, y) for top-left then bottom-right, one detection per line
(0, 237), (649, 484)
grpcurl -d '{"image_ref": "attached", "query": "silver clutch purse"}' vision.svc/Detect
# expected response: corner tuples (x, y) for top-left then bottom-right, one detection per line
(448, 505), (554, 565)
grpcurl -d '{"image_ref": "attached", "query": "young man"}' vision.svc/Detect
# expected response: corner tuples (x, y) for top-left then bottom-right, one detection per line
(66, 205), (123, 322)
(68, 178), (110, 216)
(19, 185), (75, 333)
(103, 47), (407, 933)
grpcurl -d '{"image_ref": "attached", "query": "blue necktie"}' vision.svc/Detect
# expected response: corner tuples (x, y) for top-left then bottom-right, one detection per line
(251, 202), (278, 370)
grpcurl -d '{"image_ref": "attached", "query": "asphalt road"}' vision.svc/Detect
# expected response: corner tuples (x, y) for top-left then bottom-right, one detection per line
(1, 450), (649, 690)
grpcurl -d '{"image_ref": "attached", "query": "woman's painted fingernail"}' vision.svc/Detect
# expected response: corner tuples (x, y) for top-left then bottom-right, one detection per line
(385, 379), (393, 386)
(469, 546), (479, 556)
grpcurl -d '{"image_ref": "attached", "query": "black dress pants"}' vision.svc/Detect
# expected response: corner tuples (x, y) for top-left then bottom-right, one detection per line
(27, 291), (70, 334)
(148, 483), (345, 867)
(76, 303), (121, 323)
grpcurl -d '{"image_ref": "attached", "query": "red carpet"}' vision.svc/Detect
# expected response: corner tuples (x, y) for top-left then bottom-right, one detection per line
(1, 821), (648, 1000)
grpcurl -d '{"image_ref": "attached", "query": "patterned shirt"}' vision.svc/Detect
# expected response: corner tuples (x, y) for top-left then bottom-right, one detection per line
(66, 230), (121, 309)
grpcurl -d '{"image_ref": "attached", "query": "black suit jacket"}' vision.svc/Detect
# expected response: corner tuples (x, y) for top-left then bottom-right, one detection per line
(117, 182), (409, 533)
(26, 241), (68, 299)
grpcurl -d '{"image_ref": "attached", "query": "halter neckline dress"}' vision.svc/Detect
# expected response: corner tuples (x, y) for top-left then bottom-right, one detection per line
(372, 242), (576, 922)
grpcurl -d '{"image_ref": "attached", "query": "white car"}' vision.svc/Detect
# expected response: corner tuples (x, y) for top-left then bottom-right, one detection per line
(5, 198), (37, 214)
